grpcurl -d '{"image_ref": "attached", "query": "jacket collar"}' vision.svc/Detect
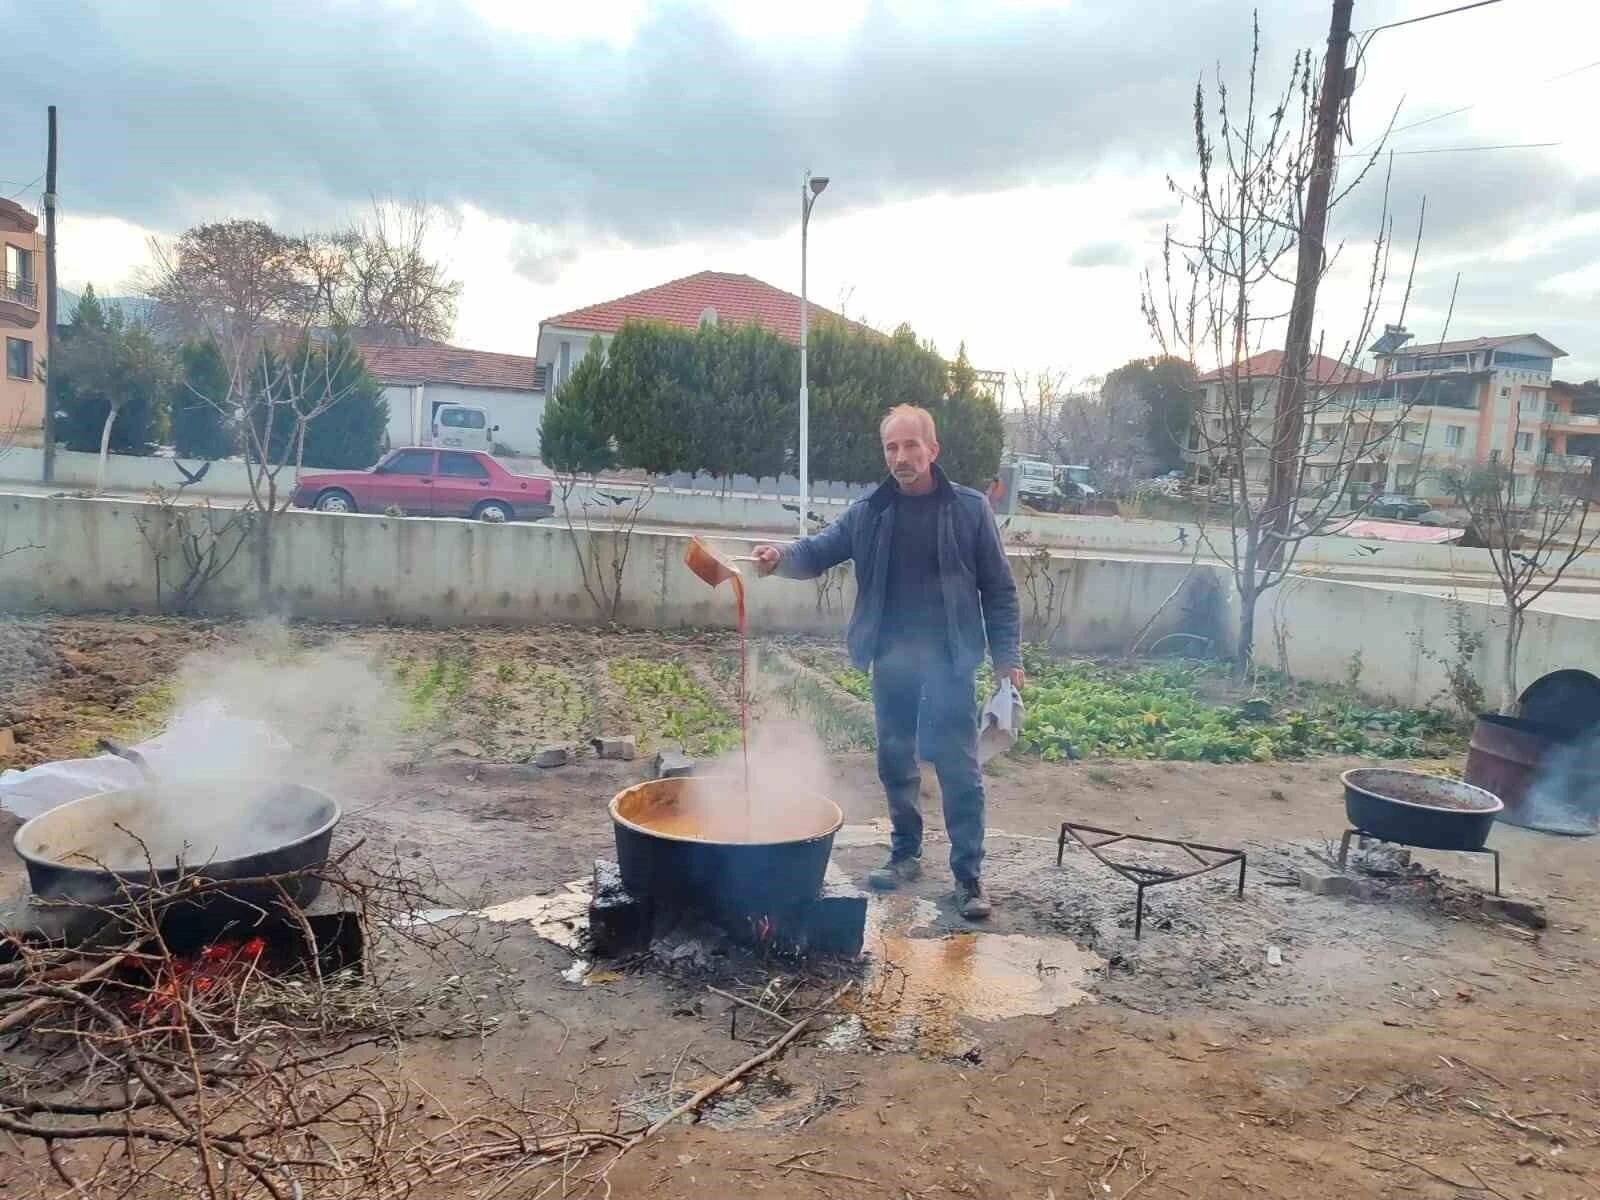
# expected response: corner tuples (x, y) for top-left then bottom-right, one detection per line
(867, 463), (956, 511)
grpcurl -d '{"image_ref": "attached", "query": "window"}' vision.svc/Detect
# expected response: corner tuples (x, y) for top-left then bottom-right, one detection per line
(438, 407), (486, 429)
(438, 452), (490, 479)
(559, 340), (572, 386)
(1520, 390), (1542, 412)
(4, 245), (32, 282)
(1516, 432), (1534, 453)
(1500, 387), (1511, 398)
(5, 337), (29, 380)
(1547, 400), (1560, 417)
(379, 449), (435, 475)
(1444, 425), (1464, 447)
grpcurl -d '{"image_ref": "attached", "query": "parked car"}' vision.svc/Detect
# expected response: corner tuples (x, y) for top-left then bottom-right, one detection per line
(1368, 493), (1432, 521)
(292, 449), (555, 522)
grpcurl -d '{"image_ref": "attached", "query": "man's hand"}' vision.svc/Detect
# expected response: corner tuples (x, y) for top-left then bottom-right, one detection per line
(1006, 666), (1026, 692)
(752, 545), (782, 577)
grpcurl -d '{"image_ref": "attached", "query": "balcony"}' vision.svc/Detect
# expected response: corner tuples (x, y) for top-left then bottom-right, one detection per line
(0, 271), (39, 328)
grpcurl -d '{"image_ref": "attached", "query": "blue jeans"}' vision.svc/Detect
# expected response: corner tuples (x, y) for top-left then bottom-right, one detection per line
(871, 647), (985, 885)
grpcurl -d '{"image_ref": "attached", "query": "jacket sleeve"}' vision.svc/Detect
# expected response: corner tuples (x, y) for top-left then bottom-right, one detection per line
(975, 501), (1022, 669)
(774, 505), (858, 580)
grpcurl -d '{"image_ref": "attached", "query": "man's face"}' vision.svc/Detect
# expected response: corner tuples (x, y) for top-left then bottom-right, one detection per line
(882, 414), (939, 489)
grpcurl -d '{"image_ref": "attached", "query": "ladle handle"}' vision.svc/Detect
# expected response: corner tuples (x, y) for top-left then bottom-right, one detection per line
(98, 738), (156, 783)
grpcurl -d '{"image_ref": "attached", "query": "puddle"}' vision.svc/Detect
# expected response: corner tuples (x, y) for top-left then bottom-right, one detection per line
(852, 894), (1103, 1056)
(478, 880), (591, 952)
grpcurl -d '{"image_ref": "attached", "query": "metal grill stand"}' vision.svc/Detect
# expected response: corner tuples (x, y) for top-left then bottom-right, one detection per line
(1057, 822), (1247, 939)
(1337, 828), (1501, 896)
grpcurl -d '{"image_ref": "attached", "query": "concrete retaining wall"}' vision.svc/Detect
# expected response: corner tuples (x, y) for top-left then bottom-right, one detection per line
(0, 492), (1215, 658)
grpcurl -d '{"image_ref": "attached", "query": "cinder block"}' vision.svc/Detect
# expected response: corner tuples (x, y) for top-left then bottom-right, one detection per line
(589, 860), (651, 956)
(1297, 867), (1372, 899)
(591, 736), (638, 762)
(652, 751), (696, 779)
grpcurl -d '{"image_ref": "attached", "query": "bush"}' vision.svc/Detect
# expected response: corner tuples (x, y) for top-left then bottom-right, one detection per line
(538, 337), (615, 478)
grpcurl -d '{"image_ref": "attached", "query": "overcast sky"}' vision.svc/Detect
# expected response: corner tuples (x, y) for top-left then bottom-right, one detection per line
(2, 0), (1596, 383)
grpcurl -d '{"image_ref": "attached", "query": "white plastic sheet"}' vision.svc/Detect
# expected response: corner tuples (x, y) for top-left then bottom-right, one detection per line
(0, 699), (290, 822)
(978, 678), (1025, 765)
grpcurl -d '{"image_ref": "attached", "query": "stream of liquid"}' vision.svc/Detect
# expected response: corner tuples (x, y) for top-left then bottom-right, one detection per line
(731, 572), (750, 822)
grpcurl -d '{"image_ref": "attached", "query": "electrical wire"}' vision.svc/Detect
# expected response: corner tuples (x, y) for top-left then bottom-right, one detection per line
(1354, 0), (1507, 36)
(1385, 140), (1559, 155)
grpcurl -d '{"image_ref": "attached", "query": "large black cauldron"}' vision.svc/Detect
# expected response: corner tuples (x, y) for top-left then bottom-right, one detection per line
(609, 777), (842, 919)
(14, 784), (340, 925)
(1341, 768), (1502, 851)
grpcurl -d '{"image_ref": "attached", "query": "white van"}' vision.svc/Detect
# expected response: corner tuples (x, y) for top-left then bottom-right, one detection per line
(430, 403), (499, 452)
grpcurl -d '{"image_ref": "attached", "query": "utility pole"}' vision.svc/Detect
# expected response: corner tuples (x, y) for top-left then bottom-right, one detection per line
(42, 105), (58, 484)
(1261, 0), (1353, 570)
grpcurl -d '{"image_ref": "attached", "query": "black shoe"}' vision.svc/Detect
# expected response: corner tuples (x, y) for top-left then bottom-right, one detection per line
(956, 879), (991, 920)
(867, 855), (923, 891)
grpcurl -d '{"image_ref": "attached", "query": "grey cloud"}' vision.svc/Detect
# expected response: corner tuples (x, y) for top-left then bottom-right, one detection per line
(0, 0), (1339, 244)
(1069, 241), (1135, 268)
(509, 232), (581, 285)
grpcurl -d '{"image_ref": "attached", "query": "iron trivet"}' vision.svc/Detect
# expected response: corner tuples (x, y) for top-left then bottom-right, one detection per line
(1337, 828), (1501, 896)
(1056, 822), (1247, 939)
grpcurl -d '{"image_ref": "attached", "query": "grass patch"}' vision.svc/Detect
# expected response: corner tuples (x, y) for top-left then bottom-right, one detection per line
(762, 657), (876, 752)
(395, 649), (475, 732)
(73, 678), (179, 756)
(609, 658), (740, 757)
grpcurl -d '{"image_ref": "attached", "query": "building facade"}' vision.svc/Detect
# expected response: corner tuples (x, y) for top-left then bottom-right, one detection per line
(357, 343), (550, 459)
(0, 198), (45, 438)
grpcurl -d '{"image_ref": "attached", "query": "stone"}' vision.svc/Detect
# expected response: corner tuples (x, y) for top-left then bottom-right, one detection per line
(132, 631), (159, 647)
(0, 728), (14, 760)
(652, 750), (695, 779)
(591, 735), (638, 762)
(1265, 945), (1283, 967)
(794, 875), (870, 957)
(534, 745), (571, 769)
(430, 738), (486, 760)
(1297, 867), (1372, 900)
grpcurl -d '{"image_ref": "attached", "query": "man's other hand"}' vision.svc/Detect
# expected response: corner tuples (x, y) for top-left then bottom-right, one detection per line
(752, 545), (782, 576)
(1007, 667), (1026, 692)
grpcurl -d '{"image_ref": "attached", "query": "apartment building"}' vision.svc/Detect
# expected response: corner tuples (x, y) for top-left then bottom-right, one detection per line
(1363, 329), (1577, 501)
(0, 197), (45, 436)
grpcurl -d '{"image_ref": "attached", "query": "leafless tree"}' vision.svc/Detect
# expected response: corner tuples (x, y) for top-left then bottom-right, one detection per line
(320, 200), (461, 346)
(1141, 15), (1432, 676)
(1008, 368), (1069, 460)
(1054, 376), (1152, 497)
(143, 223), (366, 595)
(1440, 442), (1600, 712)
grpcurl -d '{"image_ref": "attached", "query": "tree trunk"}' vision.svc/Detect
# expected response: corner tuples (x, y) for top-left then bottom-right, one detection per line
(95, 406), (118, 495)
(1234, 579), (1257, 681)
(1499, 606), (1524, 715)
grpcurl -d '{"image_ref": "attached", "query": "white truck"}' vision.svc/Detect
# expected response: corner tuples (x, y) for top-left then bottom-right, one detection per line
(1008, 456), (1097, 513)
(384, 387), (500, 454)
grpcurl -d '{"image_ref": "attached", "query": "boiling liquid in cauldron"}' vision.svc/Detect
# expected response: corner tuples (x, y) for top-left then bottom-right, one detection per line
(621, 778), (835, 844)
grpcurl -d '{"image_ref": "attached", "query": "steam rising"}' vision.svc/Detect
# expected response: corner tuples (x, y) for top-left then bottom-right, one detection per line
(1522, 733), (1600, 837)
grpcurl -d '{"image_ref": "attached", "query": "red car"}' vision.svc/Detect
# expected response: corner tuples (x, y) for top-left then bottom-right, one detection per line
(292, 449), (555, 523)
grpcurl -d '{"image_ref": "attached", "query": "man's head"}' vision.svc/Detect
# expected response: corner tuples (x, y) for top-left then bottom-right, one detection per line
(880, 405), (940, 493)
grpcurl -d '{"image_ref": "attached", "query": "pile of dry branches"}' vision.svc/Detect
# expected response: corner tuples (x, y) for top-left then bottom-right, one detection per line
(0, 848), (851, 1198)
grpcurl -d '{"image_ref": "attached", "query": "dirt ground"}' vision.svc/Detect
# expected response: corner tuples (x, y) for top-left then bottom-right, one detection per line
(3, 617), (1599, 1199)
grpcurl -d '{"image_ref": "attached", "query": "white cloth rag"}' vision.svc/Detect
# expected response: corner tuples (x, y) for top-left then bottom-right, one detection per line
(978, 678), (1025, 765)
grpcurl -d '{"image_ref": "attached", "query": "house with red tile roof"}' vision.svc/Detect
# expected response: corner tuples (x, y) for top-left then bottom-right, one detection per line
(536, 270), (856, 393)
(357, 341), (551, 457)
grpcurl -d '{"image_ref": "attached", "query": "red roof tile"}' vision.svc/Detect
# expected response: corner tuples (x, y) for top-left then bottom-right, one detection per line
(1197, 350), (1374, 386)
(358, 344), (548, 392)
(541, 270), (860, 340)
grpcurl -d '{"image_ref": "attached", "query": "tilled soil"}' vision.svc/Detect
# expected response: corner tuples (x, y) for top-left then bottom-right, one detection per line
(2, 618), (1597, 1199)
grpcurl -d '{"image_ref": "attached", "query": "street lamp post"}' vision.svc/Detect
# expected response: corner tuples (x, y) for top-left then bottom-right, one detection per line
(799, 171), (829, 536)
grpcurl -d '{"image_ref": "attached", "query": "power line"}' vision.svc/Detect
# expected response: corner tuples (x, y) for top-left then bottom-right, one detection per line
(1355, 0), (1506, 36)
(1386, 140), (1559, 155)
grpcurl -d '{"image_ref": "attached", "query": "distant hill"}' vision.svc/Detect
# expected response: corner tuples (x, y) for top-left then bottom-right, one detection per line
(57, 288), (158, 326)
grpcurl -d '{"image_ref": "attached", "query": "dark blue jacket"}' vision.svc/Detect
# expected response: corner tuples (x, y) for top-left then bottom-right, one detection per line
(776, 465), (1021, 674)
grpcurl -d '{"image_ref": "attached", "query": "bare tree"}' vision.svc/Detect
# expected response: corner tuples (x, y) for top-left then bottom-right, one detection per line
(1008, 368), (1069, 459)
(321, 200), (461, 346)
(1054, 376), (1152, 496)
(1440, 443), (1600, 712)
(1141, 15), (1431, 676)
(144, 223), (365, 595)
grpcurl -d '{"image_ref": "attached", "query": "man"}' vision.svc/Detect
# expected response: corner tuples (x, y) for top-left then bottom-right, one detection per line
(754, 405), (1022, 920)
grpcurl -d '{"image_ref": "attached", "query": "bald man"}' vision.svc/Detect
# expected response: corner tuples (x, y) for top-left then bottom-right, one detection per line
(755, 405), (1021, 919)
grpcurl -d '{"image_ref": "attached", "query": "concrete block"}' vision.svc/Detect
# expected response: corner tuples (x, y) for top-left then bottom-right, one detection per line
(589, 860), (652, 957)
(653, 750), (696, 779)
(797, 877), (870, 957)
(1297, 867), (1373, 899)
(534, 745), (571, 769)
(591, 735), (638, 762)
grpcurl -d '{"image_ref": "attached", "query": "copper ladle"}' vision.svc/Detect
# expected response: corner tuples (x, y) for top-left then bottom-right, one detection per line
(684, 536), (757, 589)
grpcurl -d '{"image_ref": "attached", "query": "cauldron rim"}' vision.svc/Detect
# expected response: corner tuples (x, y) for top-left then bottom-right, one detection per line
(13, 783), (343, 881)
(608, 777), (843, 849)
(1340, 767), (1504, 816)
